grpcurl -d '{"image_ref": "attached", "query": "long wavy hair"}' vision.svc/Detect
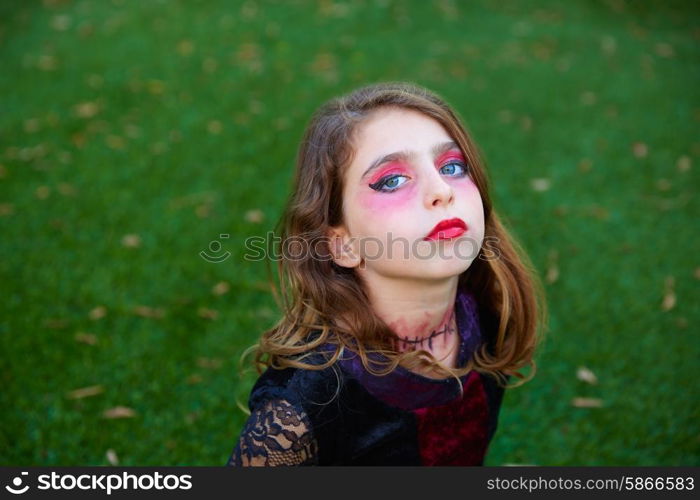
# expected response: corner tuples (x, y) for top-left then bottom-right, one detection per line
(242, 81), (546, 399)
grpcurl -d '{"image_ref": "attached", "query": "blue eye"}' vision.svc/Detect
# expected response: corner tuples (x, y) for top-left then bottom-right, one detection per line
(369, 174), (408, 192)
(440, 161), (468, 176)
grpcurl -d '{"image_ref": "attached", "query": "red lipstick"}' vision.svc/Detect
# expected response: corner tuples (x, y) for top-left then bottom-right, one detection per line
(424, 218), (467, 241)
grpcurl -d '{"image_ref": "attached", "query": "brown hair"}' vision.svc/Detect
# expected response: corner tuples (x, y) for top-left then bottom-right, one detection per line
(242, 81), (546, 399)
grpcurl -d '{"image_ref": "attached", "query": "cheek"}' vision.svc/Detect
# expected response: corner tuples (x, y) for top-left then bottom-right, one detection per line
(357, 184), (416, 214)
(457, 179), (483, 209)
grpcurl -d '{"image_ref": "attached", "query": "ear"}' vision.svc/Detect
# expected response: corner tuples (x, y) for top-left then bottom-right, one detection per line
(327, 225), (361, 269)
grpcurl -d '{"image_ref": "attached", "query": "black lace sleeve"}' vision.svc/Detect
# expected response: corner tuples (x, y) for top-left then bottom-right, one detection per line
(227, 398), (319, 466)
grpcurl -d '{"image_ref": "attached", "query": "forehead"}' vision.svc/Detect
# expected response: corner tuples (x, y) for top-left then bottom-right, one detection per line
(351, 107), (452, 158)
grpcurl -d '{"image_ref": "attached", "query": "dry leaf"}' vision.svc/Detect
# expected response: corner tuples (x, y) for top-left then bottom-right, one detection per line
(654, 42), (674, 58)
(57, 183), (77, 196)
(202, 57), (218, 73)
(177, 39), (194, 56)
(255, 307), (274, 319)
(578, 159), (592, 172)
(197, 307), (219, 320)
(656, 178), (671, 191)
(498, 110), (513, 123)
(571, 397), (603, 408)
(212, 281), (230, 296)
(576, 366), (598, 385)
(207, 120), (222, 134)
(694, 268), (700, 280)
(545, 249), (559, 284)
(121, 234), (141, 248)
(520, 116), (533, 131)
(600, 35), (616, 54)
(103, 406), (136, 419)
(0, 203), (14, 216)
(676, 155), (691, 172)
(632, 142), (648, 158)
(89, 305), (107, 320)
(43, 318), (68, 329)
(51, 14), (71, 31)
(75, 332), (98, 345)
(661, 276), (676, 311)
(244, 209), (264, 223)
(147, 80), (165, 95)
(106, 449), (119, 466)
(38, 54), (58, 71)
(530, 178), (551, 192)
(24, 118), (41, 133)
(35, 185), (50, 199)
(195, 204), (211, 218)
(186, 374), (203, 385)
(185, 412), (201, 424)
(106, 135), (125, 150)
(0, 164), (7, 178)
(580, 91), (597, 106)
(74, 101), (100, 118)
(196, 357), (222, 369)
(67, 385), (104, 399)
(133, 305), (165, 319)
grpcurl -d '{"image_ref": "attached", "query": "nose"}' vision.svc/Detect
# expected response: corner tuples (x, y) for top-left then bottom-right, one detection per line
(423, 167), (455, 208)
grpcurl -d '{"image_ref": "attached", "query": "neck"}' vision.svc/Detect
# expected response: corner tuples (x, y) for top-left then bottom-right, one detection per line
(361, 273), (460, 352)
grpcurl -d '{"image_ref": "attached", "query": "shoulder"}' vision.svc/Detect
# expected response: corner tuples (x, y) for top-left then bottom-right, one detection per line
(248, 350), (346, 416)
(228, 351), (345, 467)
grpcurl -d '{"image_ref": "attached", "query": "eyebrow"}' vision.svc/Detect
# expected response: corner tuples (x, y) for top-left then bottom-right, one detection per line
(360, 140), (462, 181)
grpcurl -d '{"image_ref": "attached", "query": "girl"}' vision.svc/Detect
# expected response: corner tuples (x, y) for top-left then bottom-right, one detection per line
(227, 81), (546, 466)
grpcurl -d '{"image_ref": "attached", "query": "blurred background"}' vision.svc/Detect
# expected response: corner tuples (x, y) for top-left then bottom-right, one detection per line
(1, 0), (698, 466)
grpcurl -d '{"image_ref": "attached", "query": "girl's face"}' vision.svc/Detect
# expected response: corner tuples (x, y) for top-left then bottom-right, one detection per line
(330, 107), (485, 283)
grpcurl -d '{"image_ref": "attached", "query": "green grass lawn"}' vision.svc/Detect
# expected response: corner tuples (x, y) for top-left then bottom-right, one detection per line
(1, 0), (698, 465)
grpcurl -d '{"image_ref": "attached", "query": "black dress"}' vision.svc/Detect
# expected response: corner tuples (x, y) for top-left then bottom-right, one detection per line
(227, 290), (507, 466)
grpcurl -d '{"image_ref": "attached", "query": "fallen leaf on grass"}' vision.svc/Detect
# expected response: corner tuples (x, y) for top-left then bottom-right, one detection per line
(244, 209), (264, 223)
(89, 305), (107, 320)
(103, 406), (136, 419)
(632, 142), (648, 158)
(75, 332), (98, 345)
(43, 318), (68, 329)
(207, 120), (222, 134)
(106, 449), (119, 465)
(121, 234), (141, 248)
(74, 101), (100, 118)
(0, 203), (14, 216)
(133, 306), (166, 319)
(676, 155), (691, 172)
(576, 366), (598, 385)
(57, 183), (77, 196)
(545, 249), (559, 284)
(197, 307), (219, 320)
(530, 178), (551, 192)
(661, 276), (676, 311)
(571, 397), (603, 408)
(67, 385), (104, 399)
(212, 281), (230, 296)
(196, 357), (222, 369)
(35, 185), (50, 199)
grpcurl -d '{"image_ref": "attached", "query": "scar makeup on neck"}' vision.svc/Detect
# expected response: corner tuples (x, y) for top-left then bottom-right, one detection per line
(389, 305), (456, 353)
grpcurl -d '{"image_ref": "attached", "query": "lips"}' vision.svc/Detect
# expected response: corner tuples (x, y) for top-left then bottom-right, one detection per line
(424, 217), (468, 241)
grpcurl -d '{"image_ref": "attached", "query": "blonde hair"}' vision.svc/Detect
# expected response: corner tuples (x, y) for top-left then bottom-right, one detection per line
(240, 81), (547, 403)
